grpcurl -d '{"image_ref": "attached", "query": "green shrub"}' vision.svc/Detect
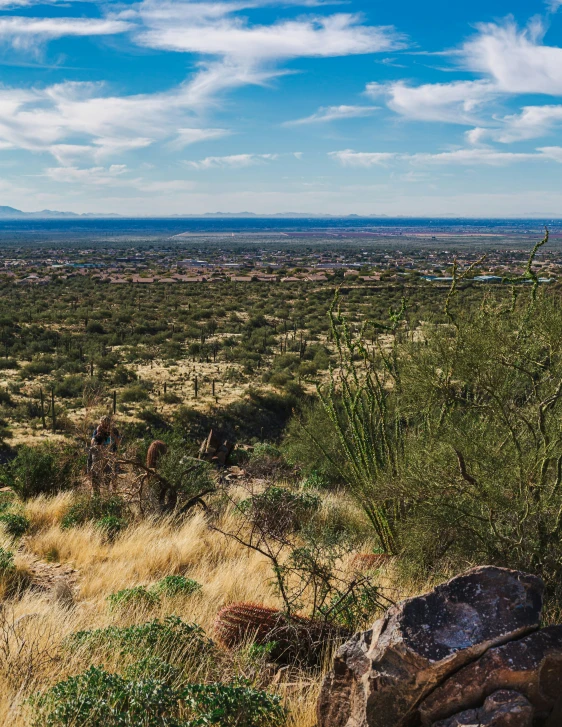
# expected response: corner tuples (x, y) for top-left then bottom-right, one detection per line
(62, 496), (125, 530)
(120, 385), (150, 403)
(0, 358), (18, 370)
(238, 486), (320, 535)
(31, 665), (184, 727)
(182, 681), (286, 727)
(31, 669), (285, 727)
(65, 617), (214, 663)
(95, 515), (127, 540)
(107, 586), (159, 611)
(0, 512), (29, 537)
(151, 575), (201, 598)
(2, 443), (83, 499)
(0, 546), (14, 572)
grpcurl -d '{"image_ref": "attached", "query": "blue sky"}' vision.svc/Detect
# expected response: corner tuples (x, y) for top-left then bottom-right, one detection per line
(1, 0), (562, 215)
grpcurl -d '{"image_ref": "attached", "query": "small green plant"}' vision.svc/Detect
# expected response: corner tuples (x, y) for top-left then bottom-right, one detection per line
(107, 586), (159, 611)
(62, 496), (125, 530)
(31, 665), (184, 727)
(238, 486), (320, 535)
(95, 515), (127, 540)
(182, 681), (286, 727)
(65, 617), (214, 663)
(0, 512), (29, 538)
(151, 575), (201, 598)
(0, 546), (15, 572)
(2, 442), (83, 499)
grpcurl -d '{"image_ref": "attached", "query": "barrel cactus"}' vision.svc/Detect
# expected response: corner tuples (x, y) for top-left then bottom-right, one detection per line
(214, 602), (350, 666)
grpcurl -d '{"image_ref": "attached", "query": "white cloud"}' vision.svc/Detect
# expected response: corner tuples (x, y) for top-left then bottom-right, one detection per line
(170, 127), (230, 149)
(329, 147), (562, 166)
(472, 105), (562, 144)
(328, 150), (397, 166)
(45, 164), (129, 186)
(133, 3), (403, 61)
(185, 153), (279, 169)
(366, 80), (496, 124)
(460, 18), (562, 96)
(0, 79), (234, 161)
(0, 16), (131, 51)
(285, 104), (379, 125)
(547, 0), (562, 10)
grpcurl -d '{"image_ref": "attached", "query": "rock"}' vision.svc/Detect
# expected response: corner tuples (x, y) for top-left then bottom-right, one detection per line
(317, 566), (543, 727)
(420, 625), (562, 724)
(431, 690), (534, 727)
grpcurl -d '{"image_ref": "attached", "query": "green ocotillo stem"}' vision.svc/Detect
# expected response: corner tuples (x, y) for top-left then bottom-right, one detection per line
(51, 389), (56, 433)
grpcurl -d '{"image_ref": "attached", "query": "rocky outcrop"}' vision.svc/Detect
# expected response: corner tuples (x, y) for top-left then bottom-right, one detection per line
(431, 690), (534, 727)
(317, 566), (544, 727)
(420, 626), (562, 724)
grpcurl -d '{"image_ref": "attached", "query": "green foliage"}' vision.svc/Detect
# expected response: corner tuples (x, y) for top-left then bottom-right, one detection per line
(31, 668), (285, 727)
(65, 617), (214, 663)
(0, 546), (14, 572)
(2, 442), (83, 499)
(238, 486), (320, 535)
(107, 586), (160, 611)
(62, 496), (125, 530)
(95, 515), (127, 539)
(120, 385), (150, 403)
(0, 512), (29, 537)
(31, 665), (185, 727)
(182, 681), (286, 727)
(151, 575), (201, 598)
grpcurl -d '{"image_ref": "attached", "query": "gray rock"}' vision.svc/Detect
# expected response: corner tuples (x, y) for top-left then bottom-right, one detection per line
(431, 690), (534, 727)
(317, 566), (543, 727)
(420, 625), (562, 724)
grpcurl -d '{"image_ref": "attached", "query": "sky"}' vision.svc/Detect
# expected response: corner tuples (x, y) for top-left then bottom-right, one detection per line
(1, 1), (562, 215)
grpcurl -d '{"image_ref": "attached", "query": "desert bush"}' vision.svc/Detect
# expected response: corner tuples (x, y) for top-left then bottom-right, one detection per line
(2, 442), (83, 499)
(107, 586), (160, 611)
(238, 486), (320, 536)
(65, 617), (214, 663)
(62, 495), (126, 530)
(0, 512), (29, 537)
(182, 681), (286, 726)
(31, 665), (184, 727)
(120, 385), (150, 403)
(151, 575), (201, 598)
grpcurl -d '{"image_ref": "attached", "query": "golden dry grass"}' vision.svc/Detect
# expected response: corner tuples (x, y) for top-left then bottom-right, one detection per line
(0, 490), (377, 726)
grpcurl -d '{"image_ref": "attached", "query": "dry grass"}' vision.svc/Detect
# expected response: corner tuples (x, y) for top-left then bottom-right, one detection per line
(0, 490), (365, 726)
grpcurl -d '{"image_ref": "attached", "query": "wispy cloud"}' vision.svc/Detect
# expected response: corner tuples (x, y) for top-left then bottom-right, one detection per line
(366, 79), (496, 124)
(185, 153), (279, 169)
(0, 80), (233, 161)
(0, 16), (131, 52)
(285, 104), (379, 125)
(329, 147), (562, 166)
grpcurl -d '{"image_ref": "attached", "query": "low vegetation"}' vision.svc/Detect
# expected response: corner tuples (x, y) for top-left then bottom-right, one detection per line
(0, 235), (560, 724)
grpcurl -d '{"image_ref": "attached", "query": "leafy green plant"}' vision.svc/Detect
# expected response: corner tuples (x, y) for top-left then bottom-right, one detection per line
(95, 515), (127, 540)
(31, 665), (184, 727)
(0, 512), (29, 538)
(2, 442), (83, 499)
(0, 546), (14, 572)
(238, 486), (320, 536)
(62, 496), (125, 530)
(65, 617), (214, 663)
(151, 575), (201, 598)
(107, 586), (160, 611)
(182, 681), (286, 727)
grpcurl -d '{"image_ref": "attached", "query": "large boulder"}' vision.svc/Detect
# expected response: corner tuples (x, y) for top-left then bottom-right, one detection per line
(420, 626), (562, 725)
(431, 690), (534, 727)
(317, 566), (543, 727)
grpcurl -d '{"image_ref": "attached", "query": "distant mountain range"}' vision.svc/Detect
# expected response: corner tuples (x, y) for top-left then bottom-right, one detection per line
(0, 206), (120, 219)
